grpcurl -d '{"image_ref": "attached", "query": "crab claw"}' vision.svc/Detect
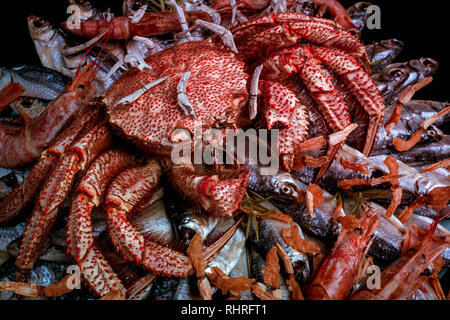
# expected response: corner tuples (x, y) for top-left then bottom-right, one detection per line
(169, 165), (249, 217)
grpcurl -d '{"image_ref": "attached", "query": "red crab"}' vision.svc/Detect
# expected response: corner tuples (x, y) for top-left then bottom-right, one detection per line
(0, 10), (384, 298)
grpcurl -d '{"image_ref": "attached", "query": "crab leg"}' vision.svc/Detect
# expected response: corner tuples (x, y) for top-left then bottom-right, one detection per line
(264, 45), (352, 178)
(257, 80), (309, 171)
(168, 165), (249, 217)
(249, 64), (264, 120)
(310, 45), (385, 155)
(233, 13), (369, 70)
(15, 123), (112, 279)
(0, 107), (102, 223)
(167, 0), (193, 41)
(114, 76), (168, 106)
(66, 149), (135, 297)
(104, 161), (242, 277)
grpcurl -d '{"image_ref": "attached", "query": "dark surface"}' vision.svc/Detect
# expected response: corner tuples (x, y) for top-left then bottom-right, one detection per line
(0, 0), (448, 103)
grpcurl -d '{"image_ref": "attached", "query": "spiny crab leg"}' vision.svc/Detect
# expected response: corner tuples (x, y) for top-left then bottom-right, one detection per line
(229, 0), (247, 26)
(67, 149), (135, 297)
(309, 45), (385, 155)
(195, 19), (238, 53)
(15, 123), (112, 279)
(0, 107), (102, 223)
(104, 160), (243, 277)
(249, 64), (264, 120)
(167, 0), (193, 41)
(177, 72), (196, 118)
(115, 76), (168, 106)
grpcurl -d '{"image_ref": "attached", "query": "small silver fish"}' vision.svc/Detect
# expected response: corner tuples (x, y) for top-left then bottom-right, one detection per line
(0, 65), (69, 101)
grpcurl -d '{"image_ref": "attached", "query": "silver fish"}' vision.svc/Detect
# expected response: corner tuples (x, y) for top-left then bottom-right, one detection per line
(164, 187), (219, 242)
(366, 39), (404, 71)
(0, 65), (69, 101)
(372, 58), (439, 107)
(246, 208), (311, 283)
(347, 2), (373, 36)
(28, 16), (69, 76)
(205, 217), (246, 276)
(172, 218), (246, 300)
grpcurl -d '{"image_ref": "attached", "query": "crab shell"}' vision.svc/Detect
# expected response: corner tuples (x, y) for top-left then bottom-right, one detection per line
(104, 41), (249, 157)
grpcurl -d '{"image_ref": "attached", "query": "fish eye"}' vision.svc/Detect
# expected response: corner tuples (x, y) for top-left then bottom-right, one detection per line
(388, 68), (404, 78)
(427, 129), (439, 139)
(281, 185), (293, 195)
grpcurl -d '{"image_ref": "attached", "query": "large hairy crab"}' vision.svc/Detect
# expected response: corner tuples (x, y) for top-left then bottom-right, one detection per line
(0, 9), (386, 298)
(105, 12), (384, 173)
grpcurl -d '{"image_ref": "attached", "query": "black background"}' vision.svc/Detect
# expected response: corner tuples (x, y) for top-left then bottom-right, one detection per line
(0, 0), (448, 102)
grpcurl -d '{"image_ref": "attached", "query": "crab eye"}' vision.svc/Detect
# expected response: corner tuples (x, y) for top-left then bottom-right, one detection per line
(388, 68), (404, 78)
